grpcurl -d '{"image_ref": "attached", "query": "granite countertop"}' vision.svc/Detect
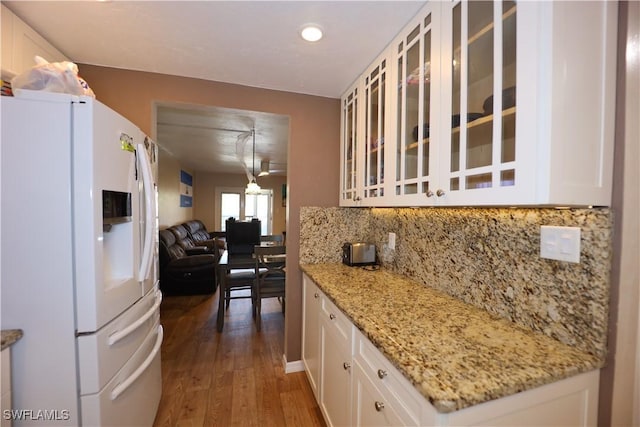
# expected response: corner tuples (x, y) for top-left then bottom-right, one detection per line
(1, 329), (23, 351)
(300, 263), (602, 413)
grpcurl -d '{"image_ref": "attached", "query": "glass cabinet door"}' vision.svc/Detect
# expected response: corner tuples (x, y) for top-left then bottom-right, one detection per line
(394, 6), (437, 201)
(363, 58), (387, 202)
(341, 85), (360, 204)
(447, 0), (516, 194)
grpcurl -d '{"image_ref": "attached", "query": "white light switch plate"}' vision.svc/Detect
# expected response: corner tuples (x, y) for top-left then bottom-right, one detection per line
(388, 232), (396, 250)
(540, 226), (581, 263)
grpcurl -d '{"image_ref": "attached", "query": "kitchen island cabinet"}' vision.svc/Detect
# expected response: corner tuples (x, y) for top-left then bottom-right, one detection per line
(300, 264), (600, 426)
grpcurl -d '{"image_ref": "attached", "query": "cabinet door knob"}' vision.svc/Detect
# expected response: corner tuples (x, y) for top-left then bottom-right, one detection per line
(374, 401), (385, 412)
(343, 362), (351, 370)
(426, 190), (434, 197)
(377, 369), (387, 379)
(436, 189), (445, 197)
(329, 313), (336, 320)
(314, 293), (319, 299)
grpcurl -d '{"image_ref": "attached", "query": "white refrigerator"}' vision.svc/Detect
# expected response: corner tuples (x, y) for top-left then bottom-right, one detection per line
(1, 90), (162, 426)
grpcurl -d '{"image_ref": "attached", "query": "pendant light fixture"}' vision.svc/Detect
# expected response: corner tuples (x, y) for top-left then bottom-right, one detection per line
(245, 128), (261, 195)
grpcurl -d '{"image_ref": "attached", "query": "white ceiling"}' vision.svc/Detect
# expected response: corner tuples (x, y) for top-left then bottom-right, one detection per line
(4, 0), (426, 176)
(156, 103), (291, 176)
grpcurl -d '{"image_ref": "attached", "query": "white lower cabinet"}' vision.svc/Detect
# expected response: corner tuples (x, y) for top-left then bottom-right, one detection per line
(352, 360), (408, 427)
(435, 369), (599, 427)
(352, 330), (430, 426)
(301, 275), (321, 400)
(301, 273), (600, 426)
(319, 292), (353, 427)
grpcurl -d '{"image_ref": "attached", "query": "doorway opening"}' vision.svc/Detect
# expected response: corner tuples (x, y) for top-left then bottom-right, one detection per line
(217, 187), (273, 235)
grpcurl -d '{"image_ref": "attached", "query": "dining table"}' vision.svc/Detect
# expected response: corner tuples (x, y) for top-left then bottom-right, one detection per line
(215, 247), (286, 332)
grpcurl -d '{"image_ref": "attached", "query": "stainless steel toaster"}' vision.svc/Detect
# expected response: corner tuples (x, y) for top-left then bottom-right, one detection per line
(342, 242), (376, 266)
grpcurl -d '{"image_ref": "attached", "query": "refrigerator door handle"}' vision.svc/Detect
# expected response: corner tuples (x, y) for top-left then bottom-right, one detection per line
(137, 143), (155, 282)
(110, 324), (163, 401)
(107, 290), (162, 346)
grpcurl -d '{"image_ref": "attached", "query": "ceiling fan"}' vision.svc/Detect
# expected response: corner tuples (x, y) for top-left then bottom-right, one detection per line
(257, 160), (287, 177)
(233, 125), (286, 183)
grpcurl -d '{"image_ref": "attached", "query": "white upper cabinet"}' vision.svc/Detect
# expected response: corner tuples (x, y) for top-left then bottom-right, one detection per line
(340, 0), (618, 207)
(362, 53), (389, 205)
(340, 80), (361, 206)
(392, 2), (442, 206)
(1, 4), (69, 78)
(341, 48), (394, 206)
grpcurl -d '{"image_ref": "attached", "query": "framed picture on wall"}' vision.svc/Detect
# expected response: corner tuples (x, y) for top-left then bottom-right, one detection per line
(180, 170), (193, 207)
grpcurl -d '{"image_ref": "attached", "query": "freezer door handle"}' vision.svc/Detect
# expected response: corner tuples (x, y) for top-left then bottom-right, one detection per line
(137, 142), (155, 282)
(111, 324), (163, 401)
(108, 290), (162, 346)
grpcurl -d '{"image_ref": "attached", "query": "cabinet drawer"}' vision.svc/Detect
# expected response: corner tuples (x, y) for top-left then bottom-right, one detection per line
(80, 321), (162, 427)
(77, 288), (161, 394)
(354, 330), (425, 424)
(353, 360), (409, 427)
(321, 295), (352, 342)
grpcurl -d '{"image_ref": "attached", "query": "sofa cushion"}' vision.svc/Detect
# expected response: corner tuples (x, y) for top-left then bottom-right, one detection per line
(159, 229), (186, 262)
(184, 220), (211, 241)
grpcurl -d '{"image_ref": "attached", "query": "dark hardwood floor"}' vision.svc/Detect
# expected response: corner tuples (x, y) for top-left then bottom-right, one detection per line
(153, 288), (325, 427)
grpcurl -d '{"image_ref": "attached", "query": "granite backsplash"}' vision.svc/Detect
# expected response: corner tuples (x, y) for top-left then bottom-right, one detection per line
(299, 206), (613, 362)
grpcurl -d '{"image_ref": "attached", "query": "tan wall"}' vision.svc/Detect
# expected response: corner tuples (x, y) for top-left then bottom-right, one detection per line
(193, 171), (287, 235)
(78, 64), (340, 362)
(158, 148), (193, 229)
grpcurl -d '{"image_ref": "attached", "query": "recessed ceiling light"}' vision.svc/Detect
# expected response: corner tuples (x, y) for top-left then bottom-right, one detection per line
(300, 24), (323, 42)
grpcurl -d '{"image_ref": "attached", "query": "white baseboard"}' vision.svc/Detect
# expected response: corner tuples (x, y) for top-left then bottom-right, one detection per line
(282, 354), (305, 373)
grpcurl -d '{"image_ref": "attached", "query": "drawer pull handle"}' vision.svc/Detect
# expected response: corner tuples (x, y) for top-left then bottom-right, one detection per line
(426, 190), (434, 197)
(374, 401), (385, 412)
(436, 189), (446, 197)
(329, 313), (336, 320)
(377, 369), (387, 379)
(343, 362), (351, 370)
(108, 290), (162, 346)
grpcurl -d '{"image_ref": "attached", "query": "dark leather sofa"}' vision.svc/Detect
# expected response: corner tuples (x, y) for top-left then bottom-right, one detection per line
(158, 221), (224, 296)
(183, 220), (221, 249)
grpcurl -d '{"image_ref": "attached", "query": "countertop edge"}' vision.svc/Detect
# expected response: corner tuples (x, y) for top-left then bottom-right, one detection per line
(1, 329), (23, 351)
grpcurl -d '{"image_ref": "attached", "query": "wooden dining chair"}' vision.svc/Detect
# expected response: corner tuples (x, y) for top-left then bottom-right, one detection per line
(253, 245), (286, 331)
(214, 238), (255, 310)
